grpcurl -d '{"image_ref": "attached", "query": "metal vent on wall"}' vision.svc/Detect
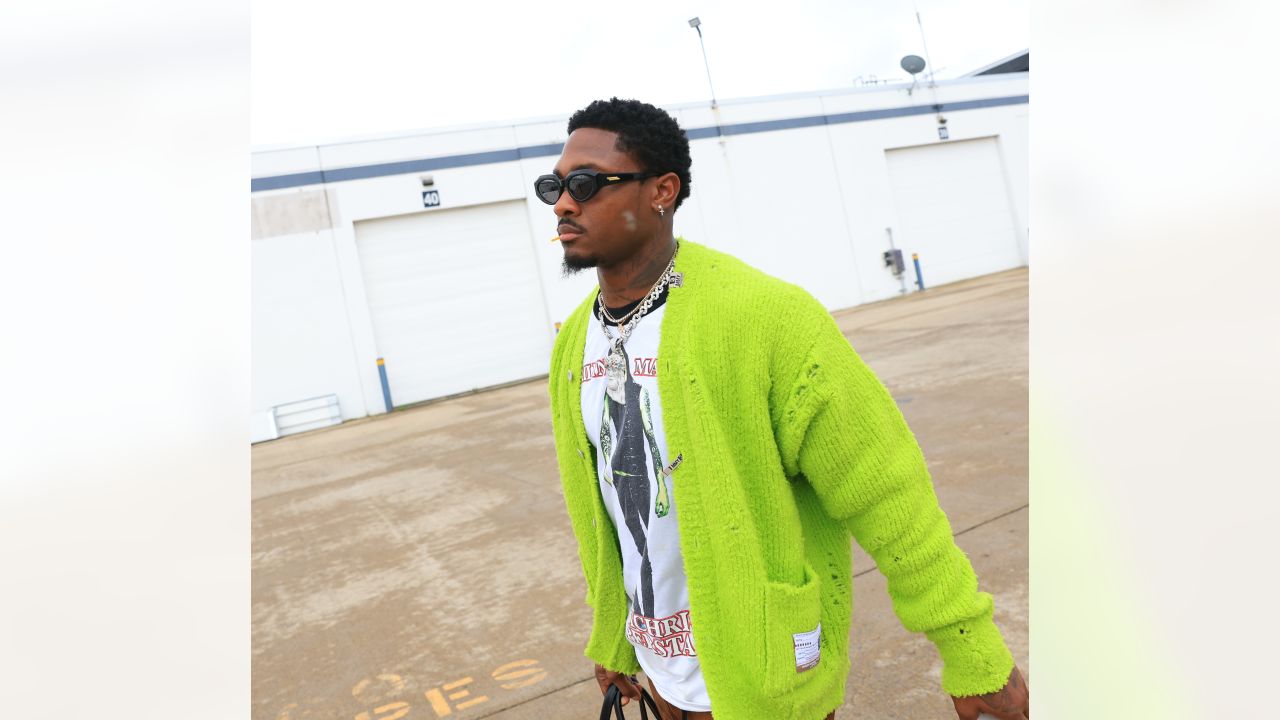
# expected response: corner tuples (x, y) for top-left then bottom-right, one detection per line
(270, 394), (342, 438)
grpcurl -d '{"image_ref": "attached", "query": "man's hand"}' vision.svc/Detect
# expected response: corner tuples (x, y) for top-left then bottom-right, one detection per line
(951, 665), (1029, 720)
(594, 663), (643, 707)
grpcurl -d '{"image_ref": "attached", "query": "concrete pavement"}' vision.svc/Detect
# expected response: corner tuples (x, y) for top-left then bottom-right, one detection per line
(252, 267), (1028, 720)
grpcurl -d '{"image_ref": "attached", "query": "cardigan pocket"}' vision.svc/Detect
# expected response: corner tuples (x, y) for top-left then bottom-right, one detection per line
(762, 561), (824, 697)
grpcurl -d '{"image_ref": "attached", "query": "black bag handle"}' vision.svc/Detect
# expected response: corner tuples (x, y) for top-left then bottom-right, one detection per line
(598, 681), (662, 720)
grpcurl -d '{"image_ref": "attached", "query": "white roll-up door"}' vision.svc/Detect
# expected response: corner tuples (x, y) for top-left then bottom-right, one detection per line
(354, 201), (550, 407)
(885, 136), (1024, 287)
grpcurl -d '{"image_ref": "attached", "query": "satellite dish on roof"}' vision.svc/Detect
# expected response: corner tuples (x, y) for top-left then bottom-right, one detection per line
(900, 55), (926, 75)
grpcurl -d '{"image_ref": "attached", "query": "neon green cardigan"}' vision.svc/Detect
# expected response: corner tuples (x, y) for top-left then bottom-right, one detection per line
(548, 240), (1013, 719)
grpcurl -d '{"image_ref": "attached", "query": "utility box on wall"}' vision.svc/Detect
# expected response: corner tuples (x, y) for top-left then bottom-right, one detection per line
(883, 248), (905, 275)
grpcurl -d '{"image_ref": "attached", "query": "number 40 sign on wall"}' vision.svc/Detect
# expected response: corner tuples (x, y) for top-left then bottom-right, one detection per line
(422, 190), (441, 208)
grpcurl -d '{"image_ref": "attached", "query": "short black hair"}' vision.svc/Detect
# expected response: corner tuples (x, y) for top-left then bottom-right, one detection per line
(567, 97), (692, 211)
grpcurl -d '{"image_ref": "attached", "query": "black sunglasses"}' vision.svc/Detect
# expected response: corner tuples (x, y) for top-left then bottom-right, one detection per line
(534, 169), (658, 205)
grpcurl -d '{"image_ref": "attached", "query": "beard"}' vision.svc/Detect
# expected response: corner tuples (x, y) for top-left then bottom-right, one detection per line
(560, 252), (597, 277)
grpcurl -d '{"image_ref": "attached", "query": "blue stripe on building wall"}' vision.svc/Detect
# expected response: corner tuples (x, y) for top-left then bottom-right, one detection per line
(516, 142), (565, 159)
(323, 148), (521, 182)
(251, 94), (1029, 192)
(252, 170), (327, 192)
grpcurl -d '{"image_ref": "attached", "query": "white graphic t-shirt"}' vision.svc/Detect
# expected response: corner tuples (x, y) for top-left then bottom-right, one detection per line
(580, 291), (711, 712)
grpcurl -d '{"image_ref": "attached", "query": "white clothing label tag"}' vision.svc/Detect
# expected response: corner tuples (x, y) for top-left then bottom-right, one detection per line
(793, 623), (821, 672)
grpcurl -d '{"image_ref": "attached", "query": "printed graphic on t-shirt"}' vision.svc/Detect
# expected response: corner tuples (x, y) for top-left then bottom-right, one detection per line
(626, 609), (697, 658)
(583, 355), (658, 380)
(595, 343), (670, 618)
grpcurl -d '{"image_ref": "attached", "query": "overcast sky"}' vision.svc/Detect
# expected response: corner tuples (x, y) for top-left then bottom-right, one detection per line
(251, 0), (1027, 148)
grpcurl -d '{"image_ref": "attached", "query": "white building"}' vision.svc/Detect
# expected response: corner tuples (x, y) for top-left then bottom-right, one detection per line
(251, 59), (1028, 442)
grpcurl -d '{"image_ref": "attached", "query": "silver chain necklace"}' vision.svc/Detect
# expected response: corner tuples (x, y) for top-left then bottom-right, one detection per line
(598, 298), (644, 327)
(597, 245), (678, 403)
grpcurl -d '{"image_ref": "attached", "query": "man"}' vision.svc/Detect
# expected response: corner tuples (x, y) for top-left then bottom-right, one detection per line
(542, 97), (1029, 720)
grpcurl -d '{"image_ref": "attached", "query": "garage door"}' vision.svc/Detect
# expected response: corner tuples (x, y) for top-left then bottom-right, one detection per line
(354, 200), (550, 407)
(885, 137), (1024, 287)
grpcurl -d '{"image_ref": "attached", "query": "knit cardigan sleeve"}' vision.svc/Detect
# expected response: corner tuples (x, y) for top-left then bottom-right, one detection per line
(773, 310), (1015, 697)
